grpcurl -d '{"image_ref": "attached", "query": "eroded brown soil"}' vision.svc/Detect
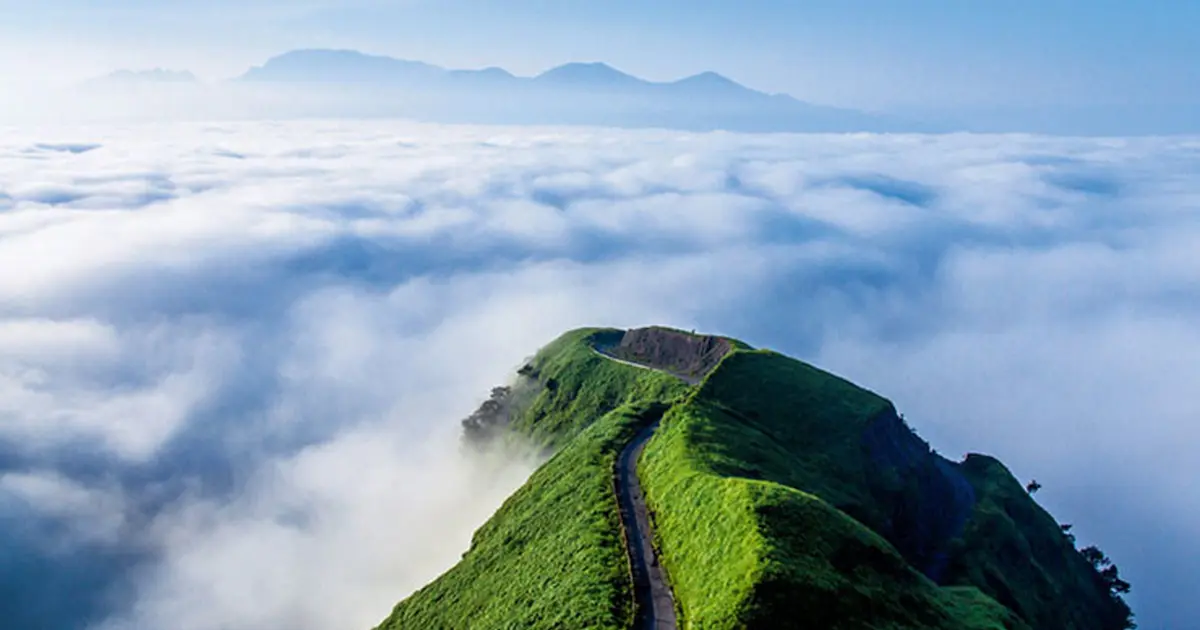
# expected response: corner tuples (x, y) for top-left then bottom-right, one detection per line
(609, 326), (733, 381)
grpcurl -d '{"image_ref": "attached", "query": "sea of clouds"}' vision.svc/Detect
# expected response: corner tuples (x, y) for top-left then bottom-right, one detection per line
(0, 121), (1196, 629)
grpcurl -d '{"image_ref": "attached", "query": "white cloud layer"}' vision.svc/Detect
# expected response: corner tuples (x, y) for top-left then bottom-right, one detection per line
(0, 121), (1196, 629)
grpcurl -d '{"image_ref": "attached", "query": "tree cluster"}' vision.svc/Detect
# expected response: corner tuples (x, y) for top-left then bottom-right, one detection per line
(462, 386), (514, 441)
(1058, 522), (1077, 545)
(1080, 545), (1131, 595)
(1079, 545), (1136, 629)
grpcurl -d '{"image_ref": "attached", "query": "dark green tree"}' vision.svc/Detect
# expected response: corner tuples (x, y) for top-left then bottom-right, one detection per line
(1080, 545), (1110, 569)
(1101, 565), (1132, 595)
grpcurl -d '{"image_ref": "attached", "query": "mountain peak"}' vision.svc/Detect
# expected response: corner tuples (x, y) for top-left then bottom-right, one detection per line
(449, 66), (517, 80)
(477, 66), (515, 78)
(673, 70), (743, 89)
(534, 62), (644, 86)
(240, 49), (443, 82)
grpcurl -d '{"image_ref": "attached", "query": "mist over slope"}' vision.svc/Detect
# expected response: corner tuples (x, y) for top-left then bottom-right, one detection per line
(0, 121), (1196, 628)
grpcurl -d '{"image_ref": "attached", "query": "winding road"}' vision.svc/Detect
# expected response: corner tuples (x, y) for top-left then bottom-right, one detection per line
(616, 419), (678, 630)
(595, 343), (684, 629)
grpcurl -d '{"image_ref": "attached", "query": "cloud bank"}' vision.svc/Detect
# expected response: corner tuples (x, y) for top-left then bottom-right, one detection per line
(0, 121), (1197, 629)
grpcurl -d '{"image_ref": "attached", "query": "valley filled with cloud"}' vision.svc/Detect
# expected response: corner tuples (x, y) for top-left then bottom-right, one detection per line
(0, 121), (1196, 629)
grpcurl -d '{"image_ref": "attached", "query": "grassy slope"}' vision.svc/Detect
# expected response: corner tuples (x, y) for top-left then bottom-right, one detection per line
(381, 329), (1127, 630)
(505, 328), (686, 450)
(639, 349), (1025, 630)
(641, 347), (1125, 630)
(946, 455), (1134, 630)
(377, 329), (687, 630)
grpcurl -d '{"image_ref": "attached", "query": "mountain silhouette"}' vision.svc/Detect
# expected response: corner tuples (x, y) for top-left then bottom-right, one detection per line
(670, 70), (747, 92)
(532, 62), (647, 88)
(87, 49), (930, 132)
(239, 49), (442, 83)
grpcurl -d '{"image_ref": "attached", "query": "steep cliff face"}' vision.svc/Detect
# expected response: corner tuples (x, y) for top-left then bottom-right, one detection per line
(381, 327), (1135, 630)
(860, 409), (977, 581)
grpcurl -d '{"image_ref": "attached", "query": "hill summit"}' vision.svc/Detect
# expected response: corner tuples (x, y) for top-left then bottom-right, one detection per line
(380, 326), (1135, 630)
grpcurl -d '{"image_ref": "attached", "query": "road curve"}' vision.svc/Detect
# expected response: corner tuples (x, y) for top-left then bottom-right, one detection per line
(592, 347), (702, 386)
(616, 419), (678, 630)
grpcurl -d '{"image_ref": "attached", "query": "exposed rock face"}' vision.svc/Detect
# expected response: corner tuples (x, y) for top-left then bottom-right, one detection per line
(861, 409), (977, 582)
(608, 326), (733, 380)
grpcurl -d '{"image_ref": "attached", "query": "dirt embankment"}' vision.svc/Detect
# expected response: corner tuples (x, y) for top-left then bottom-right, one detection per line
(608, 327), (733, 381)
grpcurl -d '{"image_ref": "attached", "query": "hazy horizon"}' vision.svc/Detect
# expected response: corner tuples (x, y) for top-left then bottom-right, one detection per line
(3, 0), (1200, 135)
(2, 47), (1196, 136)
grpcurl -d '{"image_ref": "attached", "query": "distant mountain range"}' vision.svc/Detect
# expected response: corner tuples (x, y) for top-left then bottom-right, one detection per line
(239, 50), (443, 84)
(237, 49), (761, 93)
(93, 49), (933, 132)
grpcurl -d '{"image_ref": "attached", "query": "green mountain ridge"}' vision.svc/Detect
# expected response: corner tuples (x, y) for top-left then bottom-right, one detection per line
(379, 327), (1134, 630)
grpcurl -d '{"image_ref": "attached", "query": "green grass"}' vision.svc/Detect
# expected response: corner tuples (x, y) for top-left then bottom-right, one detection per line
(945, 455), (1135, 630)
(940, 587), (1029, 630)
(640, 394), (1026, 630)
(379, 402), (656, 630)
(506, 328), (689, 449)
(688, 349), (895, 519)
(383, 329), (1131, 630)
(377, 330), (686, 630)
(636, 404), (765, 627)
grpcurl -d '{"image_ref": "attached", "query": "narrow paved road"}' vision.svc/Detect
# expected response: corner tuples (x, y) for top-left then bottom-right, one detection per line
(616, 419), (678, 630)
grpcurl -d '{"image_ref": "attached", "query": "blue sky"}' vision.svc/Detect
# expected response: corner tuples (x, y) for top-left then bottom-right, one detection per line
(2, 0), (1197, 111)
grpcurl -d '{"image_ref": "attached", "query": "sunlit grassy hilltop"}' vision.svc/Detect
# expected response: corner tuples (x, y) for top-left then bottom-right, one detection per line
(379, 327), (1134, 630)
